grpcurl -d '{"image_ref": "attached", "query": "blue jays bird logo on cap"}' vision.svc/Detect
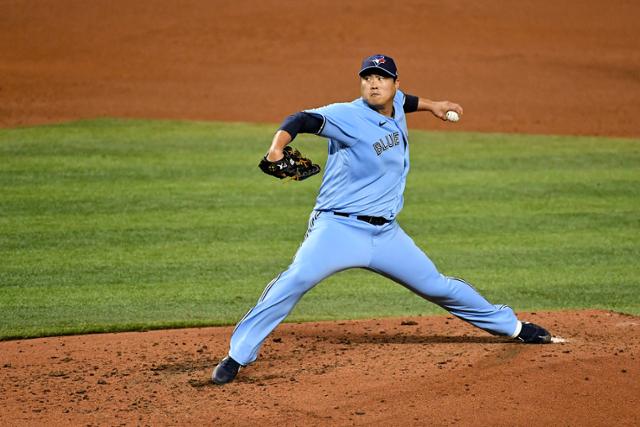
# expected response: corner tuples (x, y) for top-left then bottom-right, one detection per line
(359, 54), (398, 78)
(372, 55), (386, 66)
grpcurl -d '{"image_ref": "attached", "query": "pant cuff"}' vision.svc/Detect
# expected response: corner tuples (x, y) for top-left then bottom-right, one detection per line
(509, 320), (523, 338)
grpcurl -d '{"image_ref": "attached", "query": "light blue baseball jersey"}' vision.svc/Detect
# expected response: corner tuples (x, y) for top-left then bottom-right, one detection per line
(306, 89), (410, 219)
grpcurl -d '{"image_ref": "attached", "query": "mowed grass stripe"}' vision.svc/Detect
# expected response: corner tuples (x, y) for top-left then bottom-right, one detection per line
(1, 119), (638, 339)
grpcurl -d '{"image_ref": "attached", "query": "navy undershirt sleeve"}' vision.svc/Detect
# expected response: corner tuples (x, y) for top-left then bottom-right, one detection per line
(403, 94), (419, 113)
(280, 95), (417, 139)
(278, 112), (324, 140)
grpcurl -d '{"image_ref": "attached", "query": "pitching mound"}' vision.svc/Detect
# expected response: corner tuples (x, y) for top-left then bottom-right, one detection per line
(1, 310), (638, 425)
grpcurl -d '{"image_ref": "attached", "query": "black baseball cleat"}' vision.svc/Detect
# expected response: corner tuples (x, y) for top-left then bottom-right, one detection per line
(516, 322), (552, 344)
(212, 356), (242, 385)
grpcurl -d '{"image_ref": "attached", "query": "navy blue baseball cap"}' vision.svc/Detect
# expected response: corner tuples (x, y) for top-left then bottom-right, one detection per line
(358, 54), (398, 78)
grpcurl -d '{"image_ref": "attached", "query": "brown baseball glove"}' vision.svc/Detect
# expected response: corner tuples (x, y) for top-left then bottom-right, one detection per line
(258, 146), (321, 181)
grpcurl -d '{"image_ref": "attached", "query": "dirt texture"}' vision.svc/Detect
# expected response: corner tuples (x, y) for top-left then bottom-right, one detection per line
(1, 311), (639, 426)
(1, 0), (639, 137)
(2, 1), (640, 425)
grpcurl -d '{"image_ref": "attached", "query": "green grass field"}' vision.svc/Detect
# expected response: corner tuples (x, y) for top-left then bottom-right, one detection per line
(1, 119), (639, 339)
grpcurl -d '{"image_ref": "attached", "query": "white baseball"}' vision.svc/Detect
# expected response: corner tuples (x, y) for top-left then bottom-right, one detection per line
(445, 111), (459, 122)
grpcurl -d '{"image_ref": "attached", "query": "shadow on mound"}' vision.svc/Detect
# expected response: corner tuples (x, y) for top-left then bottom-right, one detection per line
(288, 330), (513, 345)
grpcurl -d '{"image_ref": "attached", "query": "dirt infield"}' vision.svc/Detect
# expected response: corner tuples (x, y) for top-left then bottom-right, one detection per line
(1, 311), (639, 426)
(1, 1), (639, 425)
(1, 0), (639, 136)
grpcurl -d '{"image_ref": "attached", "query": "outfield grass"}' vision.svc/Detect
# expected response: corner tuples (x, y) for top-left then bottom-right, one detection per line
(1, 119), (638, 339)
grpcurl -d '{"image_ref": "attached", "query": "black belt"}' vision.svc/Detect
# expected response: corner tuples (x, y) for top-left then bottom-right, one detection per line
(333, 212), (391, 226)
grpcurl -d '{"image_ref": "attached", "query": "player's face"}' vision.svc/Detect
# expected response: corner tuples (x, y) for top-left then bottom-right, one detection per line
(360, 73), (399, 111)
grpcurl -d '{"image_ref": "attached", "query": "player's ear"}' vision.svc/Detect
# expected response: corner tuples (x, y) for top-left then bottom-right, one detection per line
(394, 78), (400, 89)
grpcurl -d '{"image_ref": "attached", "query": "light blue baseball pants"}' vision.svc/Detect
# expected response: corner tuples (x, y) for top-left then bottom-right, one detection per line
(229, 211), (520, 365)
